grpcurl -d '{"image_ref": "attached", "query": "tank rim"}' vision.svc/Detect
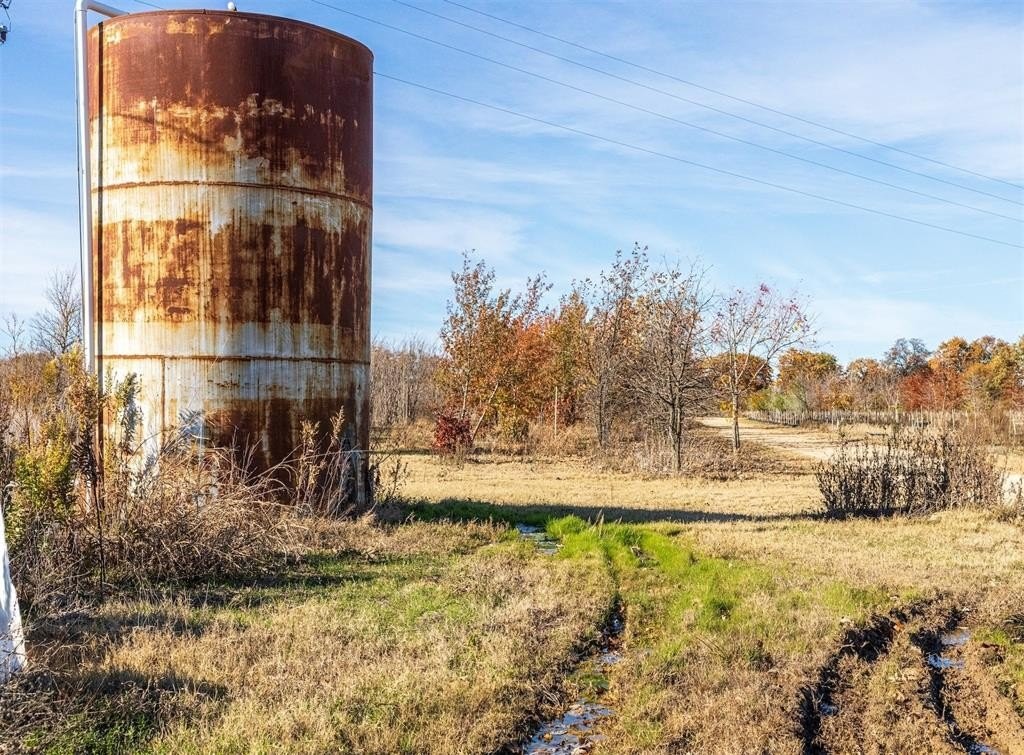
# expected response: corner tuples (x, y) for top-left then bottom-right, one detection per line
(94, 8), (374, 62)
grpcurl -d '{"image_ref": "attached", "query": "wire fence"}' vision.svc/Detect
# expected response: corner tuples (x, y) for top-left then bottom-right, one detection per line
(744, 409), (1024, 438)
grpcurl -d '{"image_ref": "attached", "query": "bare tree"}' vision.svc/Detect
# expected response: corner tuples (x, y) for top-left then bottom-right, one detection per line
(581, 245), (647, 447)
(628, 261), (714, 470)
(710, 284), (813, 453)
(31, 269), (82, 356)
(1, 313), (28, 358)
(371, 336), (439, 427)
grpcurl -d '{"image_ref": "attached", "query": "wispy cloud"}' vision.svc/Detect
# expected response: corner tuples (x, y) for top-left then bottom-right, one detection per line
(0, 164), (76, 178)
(374, 201), (528, 259)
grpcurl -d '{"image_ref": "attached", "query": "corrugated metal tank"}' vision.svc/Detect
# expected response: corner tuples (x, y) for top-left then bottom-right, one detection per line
(87, 10), (372, 471)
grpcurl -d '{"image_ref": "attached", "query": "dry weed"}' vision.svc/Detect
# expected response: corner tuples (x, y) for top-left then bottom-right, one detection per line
(818, 426), (1006, 517)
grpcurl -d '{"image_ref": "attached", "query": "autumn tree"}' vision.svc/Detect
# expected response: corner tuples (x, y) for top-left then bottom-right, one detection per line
(921, 337), (976, 410)
(705, 353), (772, 408)
(710, 284), (813, 452)
(1, 315), (50, 444)
(437, 254), (551, 442)
(494, 296), (554, 440)
(932, 337), (973, 373)
(545, 290), (590, 429)
(962, 336), (1022, 408)
(777, 349), (839, 410)
(997, 337), (1024, 406)
(841, 358), (888, 410)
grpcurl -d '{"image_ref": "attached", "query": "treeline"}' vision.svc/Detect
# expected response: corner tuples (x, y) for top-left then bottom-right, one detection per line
(756, 336), (1024, 413)
(376, 247), (813, 469)
(5, 261), (1020, 473)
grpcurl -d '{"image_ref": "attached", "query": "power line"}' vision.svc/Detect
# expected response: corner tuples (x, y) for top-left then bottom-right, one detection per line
(374, 71), (1023, 250)
(83, 0), (1024, 238)
(380, 0), (1022, 208)
(307, 0), (1020, 224)
(441, 0), (1024, 195)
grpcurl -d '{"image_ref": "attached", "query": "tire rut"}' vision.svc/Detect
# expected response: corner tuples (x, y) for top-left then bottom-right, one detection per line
(909, 609), (984, 753)
(801, 599), (1015, 755)
(910, 614), (1023, 755)
(799, 606), (908, 754)
(505, 599), (626, 755)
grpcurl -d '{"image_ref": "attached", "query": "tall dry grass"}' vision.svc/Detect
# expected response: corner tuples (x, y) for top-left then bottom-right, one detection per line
(2, 352), (398, 618)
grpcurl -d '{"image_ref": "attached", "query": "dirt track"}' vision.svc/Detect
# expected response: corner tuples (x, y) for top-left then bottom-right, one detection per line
(697, 416), (840, 463)
(698, 416), (1024, 496)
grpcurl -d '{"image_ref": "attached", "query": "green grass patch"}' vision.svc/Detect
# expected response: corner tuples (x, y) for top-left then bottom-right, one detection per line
(976, 623), (1024, 715)
(18, 691), (160, 755)
(822, 582), (890, 616)
(406, 498), (554, 526)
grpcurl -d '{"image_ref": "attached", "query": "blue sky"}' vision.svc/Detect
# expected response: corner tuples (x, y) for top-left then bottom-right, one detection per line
(1, 0), (1021, 363)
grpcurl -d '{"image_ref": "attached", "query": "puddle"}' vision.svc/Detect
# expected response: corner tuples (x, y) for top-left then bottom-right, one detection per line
(819, 702), (839, 716)
(524, 702), (613, 753)
(926, 653), (965, 670)
(598, 650), (623, 665)
(941, 628), (971, 647)
(969, 745), (999, 755)
(522, 603), (625, 754)
(515, 524), (561, 556)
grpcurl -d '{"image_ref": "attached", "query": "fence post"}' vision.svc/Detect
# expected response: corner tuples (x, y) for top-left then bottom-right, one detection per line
(354, 450), (368, 512)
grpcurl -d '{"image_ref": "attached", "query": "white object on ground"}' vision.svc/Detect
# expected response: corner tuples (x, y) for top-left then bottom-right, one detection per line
(0, 506), (26, 683)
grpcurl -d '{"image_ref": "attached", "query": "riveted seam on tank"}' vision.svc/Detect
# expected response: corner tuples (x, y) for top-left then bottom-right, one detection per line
(90, 181), (373, 210)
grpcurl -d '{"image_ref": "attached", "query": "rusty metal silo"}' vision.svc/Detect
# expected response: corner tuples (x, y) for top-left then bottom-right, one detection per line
(86, 10), (372, 472)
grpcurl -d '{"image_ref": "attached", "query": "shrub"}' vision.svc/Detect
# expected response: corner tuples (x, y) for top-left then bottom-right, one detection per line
(816, 426), (1006, 517)
(432, 414), (472, 457)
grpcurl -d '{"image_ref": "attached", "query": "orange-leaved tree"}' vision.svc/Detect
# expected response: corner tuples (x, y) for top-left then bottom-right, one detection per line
(436, 254), (552, 442)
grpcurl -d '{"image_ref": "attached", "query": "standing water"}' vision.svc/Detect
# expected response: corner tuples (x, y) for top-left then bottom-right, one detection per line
(521, 596), (626, 754)
(515, 524), (561, 556)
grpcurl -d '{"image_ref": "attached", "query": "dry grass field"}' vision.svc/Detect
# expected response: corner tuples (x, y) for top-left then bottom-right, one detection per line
(4, 421), (1022, 754)
(397, 421), (1024, 753)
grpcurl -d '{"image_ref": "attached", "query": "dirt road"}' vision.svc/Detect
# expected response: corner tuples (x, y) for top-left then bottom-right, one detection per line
(698, 416), (1023, 496)
(697, 416), (839, 463)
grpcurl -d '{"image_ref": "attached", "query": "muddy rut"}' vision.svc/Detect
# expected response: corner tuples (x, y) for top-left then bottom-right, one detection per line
(506, 525), (625, 754)
(800, 599), (1022, 755)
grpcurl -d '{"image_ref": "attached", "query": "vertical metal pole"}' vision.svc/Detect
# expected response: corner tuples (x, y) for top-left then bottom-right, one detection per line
(75, 4), (93, 374)
(74, 0), (125, 376)
(75, 1), (125, 599)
